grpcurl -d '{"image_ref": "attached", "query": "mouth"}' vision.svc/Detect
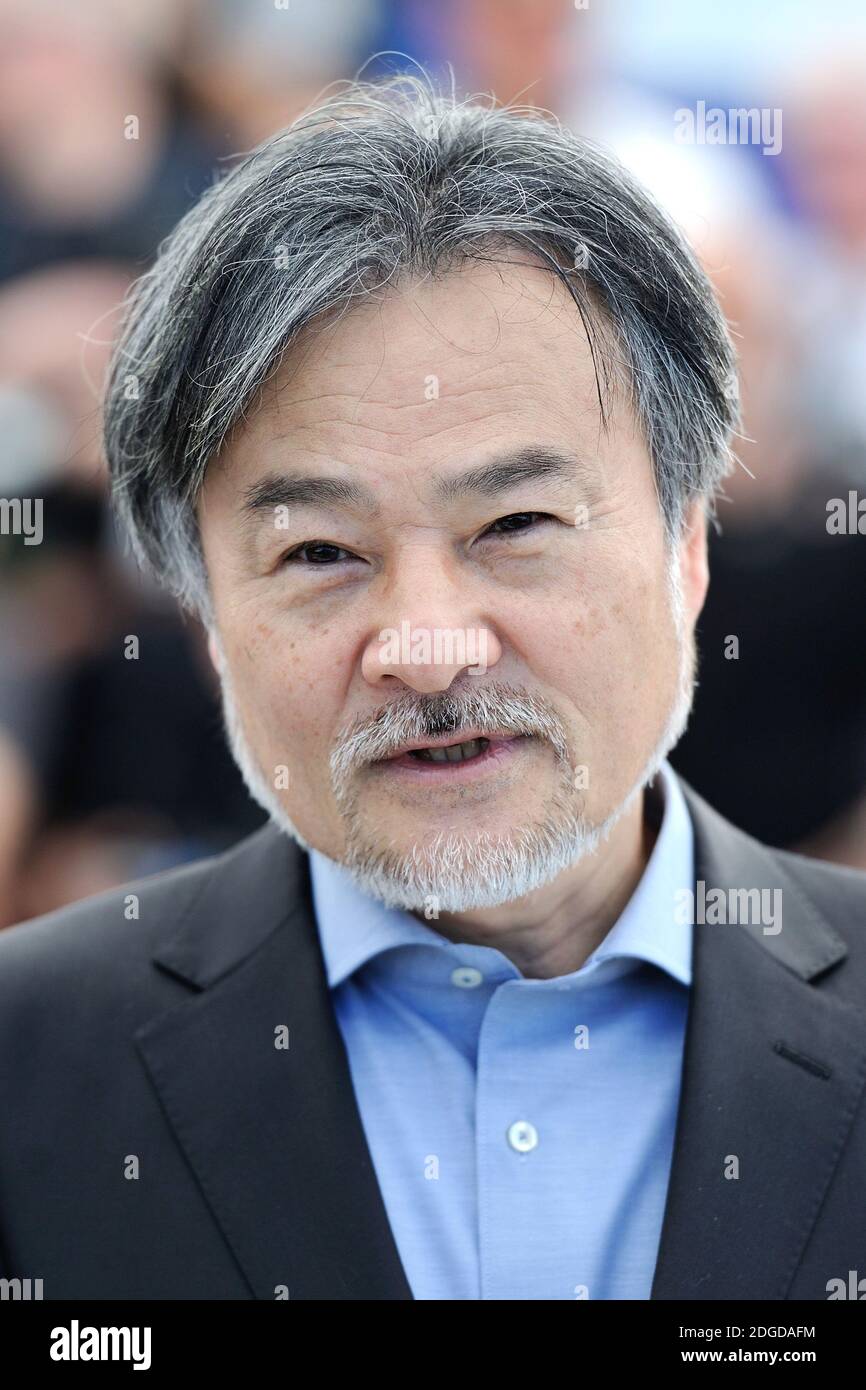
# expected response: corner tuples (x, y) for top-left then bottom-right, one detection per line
(369, 732), (531, 781)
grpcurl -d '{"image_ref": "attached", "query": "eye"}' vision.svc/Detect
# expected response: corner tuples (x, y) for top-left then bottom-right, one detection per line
(281, 540), (356, 566)
(480, 511), (554, 538)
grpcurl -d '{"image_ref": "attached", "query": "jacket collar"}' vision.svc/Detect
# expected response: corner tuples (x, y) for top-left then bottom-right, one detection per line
(135, 778), (865, 1300)
(137, 820), (414, 1299)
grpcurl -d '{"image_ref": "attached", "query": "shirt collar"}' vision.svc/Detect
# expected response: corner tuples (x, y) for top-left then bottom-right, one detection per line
(308, 759), (693, 990)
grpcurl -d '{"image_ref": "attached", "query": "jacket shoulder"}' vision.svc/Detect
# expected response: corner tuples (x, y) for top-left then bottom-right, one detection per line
(771, 844), (866, 937)
(682, 775), (866, 917)
(0, 824), (276, 997)
(679, 776), (866, 989)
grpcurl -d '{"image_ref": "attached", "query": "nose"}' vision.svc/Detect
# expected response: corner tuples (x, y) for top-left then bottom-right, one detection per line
(360, 548), (502, 693)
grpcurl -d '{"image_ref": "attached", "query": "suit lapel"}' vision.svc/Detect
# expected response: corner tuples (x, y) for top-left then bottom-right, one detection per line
(135, 823), (413, 1300)
(651, 783), (866, 1299)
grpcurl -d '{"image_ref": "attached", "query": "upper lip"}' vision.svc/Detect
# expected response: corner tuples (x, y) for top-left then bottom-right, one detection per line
(377, 730), (525, 761)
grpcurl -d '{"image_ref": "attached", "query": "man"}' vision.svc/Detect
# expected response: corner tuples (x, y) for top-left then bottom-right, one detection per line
(1, 75), (865, 1302)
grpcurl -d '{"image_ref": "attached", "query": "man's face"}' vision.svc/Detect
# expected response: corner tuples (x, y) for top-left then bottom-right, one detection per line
(197, 258), (708, 909)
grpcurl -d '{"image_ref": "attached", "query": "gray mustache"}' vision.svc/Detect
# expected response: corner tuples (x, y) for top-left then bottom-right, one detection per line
(330, 684), (572, 783)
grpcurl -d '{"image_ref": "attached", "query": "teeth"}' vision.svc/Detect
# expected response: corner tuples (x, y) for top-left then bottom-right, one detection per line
(410, 737), (489, 763)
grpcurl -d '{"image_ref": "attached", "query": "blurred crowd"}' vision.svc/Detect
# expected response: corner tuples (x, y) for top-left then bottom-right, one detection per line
(1, 0), (865, 926)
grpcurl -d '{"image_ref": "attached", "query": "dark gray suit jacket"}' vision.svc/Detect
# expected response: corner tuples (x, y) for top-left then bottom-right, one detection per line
(1, 780), (865, 1300)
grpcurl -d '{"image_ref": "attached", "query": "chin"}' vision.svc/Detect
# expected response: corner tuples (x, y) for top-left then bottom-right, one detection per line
(336, 809), (610, 913)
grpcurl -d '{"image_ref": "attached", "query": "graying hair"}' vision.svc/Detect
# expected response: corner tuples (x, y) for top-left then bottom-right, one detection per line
(103, 71), (740, 616)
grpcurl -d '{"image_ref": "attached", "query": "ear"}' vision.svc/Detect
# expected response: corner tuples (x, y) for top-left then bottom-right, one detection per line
(678, 500), (710, 626)
(206, 629), (224, 675)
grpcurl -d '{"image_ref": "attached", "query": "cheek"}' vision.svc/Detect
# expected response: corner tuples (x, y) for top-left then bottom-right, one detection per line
(222, 622), (344, 758)
(518, 552), (676, 726)
(599, 575), (681, 753)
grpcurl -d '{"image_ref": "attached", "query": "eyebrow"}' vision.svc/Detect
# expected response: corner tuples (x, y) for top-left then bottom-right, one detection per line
(239, 445), (593, 521)
(431, 446), (594, 503)
(241, 473), (377, 515)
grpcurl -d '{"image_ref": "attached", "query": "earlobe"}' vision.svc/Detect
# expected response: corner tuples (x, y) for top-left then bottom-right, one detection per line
(681, 502), (710, 622)
(207, 630), (223, 675)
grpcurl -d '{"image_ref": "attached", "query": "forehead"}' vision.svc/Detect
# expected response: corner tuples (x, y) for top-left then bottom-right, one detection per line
(209, 256), (640, 490)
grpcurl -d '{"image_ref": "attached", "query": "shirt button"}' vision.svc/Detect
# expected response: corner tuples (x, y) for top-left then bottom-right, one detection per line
(507, 1120), (539, 1153)
(451, 966), (483, 989)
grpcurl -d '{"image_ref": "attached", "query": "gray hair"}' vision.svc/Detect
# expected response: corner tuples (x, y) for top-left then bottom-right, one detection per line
(103, 71), (740, 616)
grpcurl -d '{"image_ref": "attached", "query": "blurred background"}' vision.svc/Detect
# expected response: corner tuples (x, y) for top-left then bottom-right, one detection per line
(1, 0), (865, 926)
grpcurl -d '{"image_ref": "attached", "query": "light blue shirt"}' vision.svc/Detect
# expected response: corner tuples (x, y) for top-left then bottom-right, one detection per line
(308, 759), (694, 1300)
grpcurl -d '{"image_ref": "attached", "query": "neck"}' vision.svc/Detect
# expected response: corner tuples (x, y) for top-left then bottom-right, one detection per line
(417, 789), (657, 979)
